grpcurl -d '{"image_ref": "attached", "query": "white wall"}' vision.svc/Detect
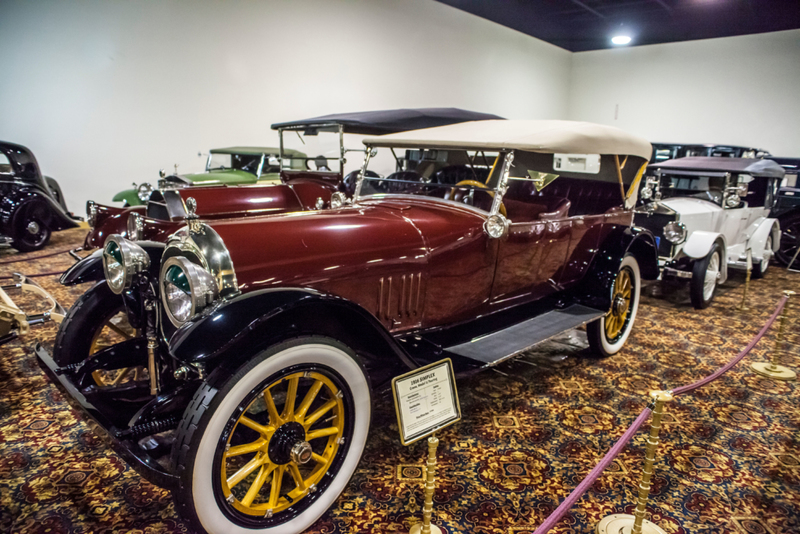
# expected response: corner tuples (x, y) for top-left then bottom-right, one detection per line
(0, 0), (570, 213)
(568, 30), (800, 156)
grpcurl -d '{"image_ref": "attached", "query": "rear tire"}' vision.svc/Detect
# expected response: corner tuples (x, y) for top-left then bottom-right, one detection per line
(587, 254), (641, 357)
(690, 242), (721, 309)
(171, 336), (371, 534)
(12, 202), (51, 252)
(751, 235), (772, 279)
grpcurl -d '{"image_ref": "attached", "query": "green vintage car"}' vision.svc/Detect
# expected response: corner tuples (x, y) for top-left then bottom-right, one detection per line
(114, 146), (308, 206)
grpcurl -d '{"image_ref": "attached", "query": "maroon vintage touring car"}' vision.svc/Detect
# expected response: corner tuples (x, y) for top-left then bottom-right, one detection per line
(39, 120), (657, 534)
(84, 108), (503, 249)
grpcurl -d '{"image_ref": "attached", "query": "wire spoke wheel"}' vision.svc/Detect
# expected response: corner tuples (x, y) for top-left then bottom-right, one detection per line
(220, 370), (345, 517)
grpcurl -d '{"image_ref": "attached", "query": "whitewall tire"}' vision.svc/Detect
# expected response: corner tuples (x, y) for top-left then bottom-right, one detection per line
(587, 254), (641, 357)
(171, 336), (371, 534)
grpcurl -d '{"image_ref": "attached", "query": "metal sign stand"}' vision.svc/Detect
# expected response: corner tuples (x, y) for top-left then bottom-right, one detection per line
(410, 435), (443, 534)
(392, 359), (460, 534)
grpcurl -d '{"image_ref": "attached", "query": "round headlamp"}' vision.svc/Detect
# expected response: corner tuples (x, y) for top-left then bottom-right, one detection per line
(86, 200), (97, 227)
(484, 214), (509, 239)
(127, 212), (144, 241)
(102, 235), (151, 294)
(663, 221), (687, 244)
(137, 182), (154, 202)
(160, 256), (219, 327)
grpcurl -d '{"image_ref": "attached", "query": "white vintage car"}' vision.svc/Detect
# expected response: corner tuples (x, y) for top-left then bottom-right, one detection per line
(634, 157), (783, 308)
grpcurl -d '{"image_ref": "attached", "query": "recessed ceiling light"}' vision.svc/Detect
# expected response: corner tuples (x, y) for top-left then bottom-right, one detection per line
(612, 35), (632, 45)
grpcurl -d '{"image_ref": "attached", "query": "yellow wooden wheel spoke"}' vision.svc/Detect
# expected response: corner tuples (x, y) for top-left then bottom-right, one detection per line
(225, 438), (267, 458)
(289, 463), (307, 491)
(304, 399), (337, 428)
(268, 465), (286, 508)
(282, 377), (299, 420)
(227, 455), (264, 488)
(237, 416), (272, 436)
(295, 380), (323, 422)
(241, 464), (274, 507)
(311, 452), (327, 464)
(263, 389), (283, 426)
(111, 367), (133, 385)
(106, 321), (134, 340)
(307, 426), (340, 441)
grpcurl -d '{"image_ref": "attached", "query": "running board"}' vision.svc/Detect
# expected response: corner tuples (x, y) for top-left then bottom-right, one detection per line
(443, 304), (605, 367)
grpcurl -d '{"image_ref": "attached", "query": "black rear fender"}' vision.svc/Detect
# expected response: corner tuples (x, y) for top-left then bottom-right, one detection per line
(60, 241), (165, 286)
(168, 288), (415, 389)
(572, 226), (658, 310)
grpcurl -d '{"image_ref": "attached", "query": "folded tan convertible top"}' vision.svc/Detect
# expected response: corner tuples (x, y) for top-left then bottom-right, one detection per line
(363, 119), (653, 160)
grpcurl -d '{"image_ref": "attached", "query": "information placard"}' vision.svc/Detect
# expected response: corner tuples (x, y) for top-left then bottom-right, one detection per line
(391, 359), (461, 446)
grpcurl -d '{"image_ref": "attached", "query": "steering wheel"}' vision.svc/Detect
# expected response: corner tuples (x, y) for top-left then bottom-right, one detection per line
(447, 180), (506, 217)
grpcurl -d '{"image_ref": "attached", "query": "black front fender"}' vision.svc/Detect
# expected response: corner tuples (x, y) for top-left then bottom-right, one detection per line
(61, 241), (165, 286)
(572, 226), (658, 310)
(169, 288), (416, 388)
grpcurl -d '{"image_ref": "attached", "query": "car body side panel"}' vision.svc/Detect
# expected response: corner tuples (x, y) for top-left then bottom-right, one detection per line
(0, 182), (80, 235)
(682, 230), (725, 259)
(747, 218), (780, 261)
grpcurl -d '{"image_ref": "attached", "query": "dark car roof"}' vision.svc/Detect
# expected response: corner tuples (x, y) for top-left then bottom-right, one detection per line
(0, 140), (43, 183)
(649, 156), (785, 178)
(767, 156), (800, 173)
(209, 146), (305, 157)
(270, 108), (504, 135)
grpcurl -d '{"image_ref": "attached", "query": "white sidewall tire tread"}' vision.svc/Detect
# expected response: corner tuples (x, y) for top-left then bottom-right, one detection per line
(190, 342), (371, 534)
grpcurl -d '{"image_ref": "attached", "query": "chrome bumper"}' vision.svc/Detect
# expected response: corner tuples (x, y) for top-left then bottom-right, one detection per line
(0, 273), (66, 345)
(663, 266), (692, 279)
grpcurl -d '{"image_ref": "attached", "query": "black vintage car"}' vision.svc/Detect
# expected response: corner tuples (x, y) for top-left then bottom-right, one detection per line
(0, 141), (81, 251)
(769, 157), (800, 267)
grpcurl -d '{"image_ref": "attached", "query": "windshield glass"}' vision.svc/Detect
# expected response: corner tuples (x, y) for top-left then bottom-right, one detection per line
(206, 153), (267, 175)
(358, 148), (503, 211)
(660, 173), (725, 205)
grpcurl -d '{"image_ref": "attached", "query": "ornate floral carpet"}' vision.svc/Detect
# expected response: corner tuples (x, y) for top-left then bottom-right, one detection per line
(1, 227), (799, 534)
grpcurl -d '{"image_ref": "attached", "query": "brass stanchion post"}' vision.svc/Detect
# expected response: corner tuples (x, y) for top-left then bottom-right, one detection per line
(596, 390), (672, 534)
(735, 249), (752, 312)
(751, 290), (796, 381)
(410, 435), (443, 534)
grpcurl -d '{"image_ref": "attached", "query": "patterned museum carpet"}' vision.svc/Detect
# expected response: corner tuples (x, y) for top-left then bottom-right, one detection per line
(1, 227), (799, 534)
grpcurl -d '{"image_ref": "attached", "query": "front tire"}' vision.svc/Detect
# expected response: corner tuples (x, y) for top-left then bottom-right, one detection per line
(53, 281), (142, 385)
(171, 336), (371, 534)
(587, 254), (641, 357)
(690, 242), (721, 309)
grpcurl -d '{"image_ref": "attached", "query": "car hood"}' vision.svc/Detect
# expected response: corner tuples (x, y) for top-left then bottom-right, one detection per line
(181, 169), (258, 185)
(199, 198), (486, 296)
(659, 197), (721, 216)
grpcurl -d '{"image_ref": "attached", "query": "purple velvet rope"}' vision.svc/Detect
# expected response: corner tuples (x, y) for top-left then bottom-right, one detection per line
(672, 295), (788, 396)
(533, 295), (788, 533)
(533, 407), (653, 534)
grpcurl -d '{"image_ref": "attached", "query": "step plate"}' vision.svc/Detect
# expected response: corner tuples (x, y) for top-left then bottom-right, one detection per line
(444, 304), (605, 366)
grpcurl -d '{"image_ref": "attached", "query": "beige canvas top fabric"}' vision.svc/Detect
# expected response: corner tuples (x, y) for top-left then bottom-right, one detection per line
(363, 119), (653, 160)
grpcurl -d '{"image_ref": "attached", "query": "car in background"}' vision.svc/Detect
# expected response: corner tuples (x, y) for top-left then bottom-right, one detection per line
(85, 108), (504, 248)
(650, 143), (771, 163)
(40, 119), (657, 534)
(768, 157), (800, 267)
(0, 141), (81, 252)
(634, 157), (782, 308)
(113, 146), (308, 206)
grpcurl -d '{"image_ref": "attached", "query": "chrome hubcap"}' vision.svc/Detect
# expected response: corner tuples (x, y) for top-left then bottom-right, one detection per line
(612, 295), (628, 316)
(290, 441), (313, 465)
(26, 221), (40, 235)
